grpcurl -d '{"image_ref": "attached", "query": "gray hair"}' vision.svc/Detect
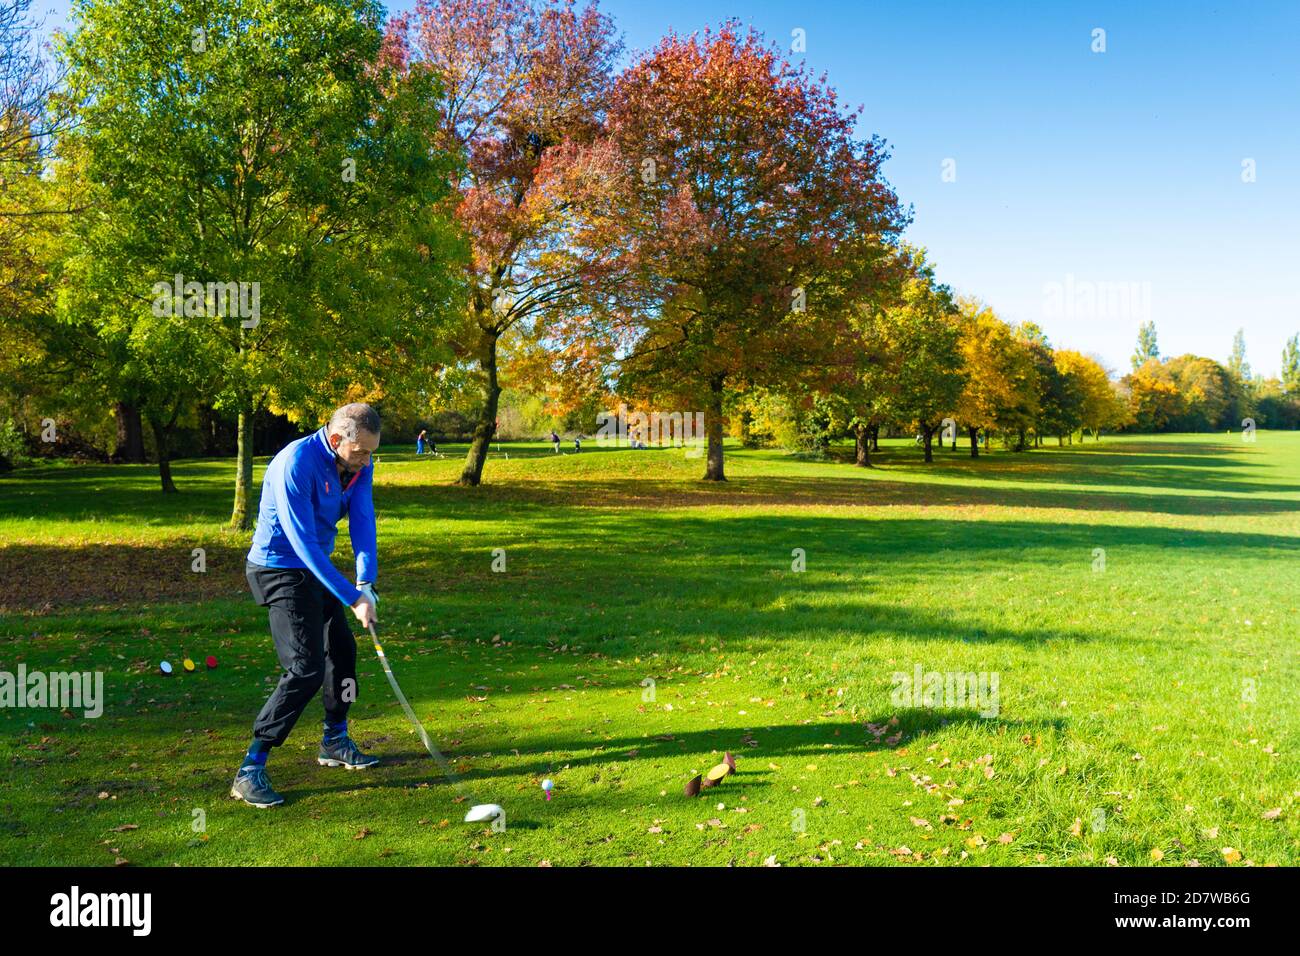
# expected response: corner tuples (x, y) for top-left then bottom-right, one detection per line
(327, 403), (381, 442)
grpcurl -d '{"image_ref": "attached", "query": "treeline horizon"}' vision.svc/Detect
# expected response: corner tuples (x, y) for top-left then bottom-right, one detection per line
(1, 0), (1294, 507)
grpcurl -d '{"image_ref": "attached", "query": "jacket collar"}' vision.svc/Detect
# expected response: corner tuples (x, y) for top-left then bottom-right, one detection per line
(313, 426), (336, 466)
(314, 425), (364, 489)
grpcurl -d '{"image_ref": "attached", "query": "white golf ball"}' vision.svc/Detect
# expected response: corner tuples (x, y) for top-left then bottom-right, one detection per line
(541, 779), (553, 792)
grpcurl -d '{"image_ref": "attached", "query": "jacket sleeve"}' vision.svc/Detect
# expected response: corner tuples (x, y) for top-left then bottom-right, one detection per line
(277, 456), (362, 607)
(349, 464), (378, 586)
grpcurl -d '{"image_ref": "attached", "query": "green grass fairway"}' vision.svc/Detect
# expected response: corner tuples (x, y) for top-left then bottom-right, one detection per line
(2, 433), (1297, 866)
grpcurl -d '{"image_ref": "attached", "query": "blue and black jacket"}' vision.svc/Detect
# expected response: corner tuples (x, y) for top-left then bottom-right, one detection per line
(247, 426), (377, 607)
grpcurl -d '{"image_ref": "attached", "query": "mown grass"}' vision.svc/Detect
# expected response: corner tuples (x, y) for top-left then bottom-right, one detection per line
(1, 432), (1297, 866)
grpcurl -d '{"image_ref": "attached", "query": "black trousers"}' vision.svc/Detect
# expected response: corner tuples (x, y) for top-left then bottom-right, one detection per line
(246, 562), (357, 748)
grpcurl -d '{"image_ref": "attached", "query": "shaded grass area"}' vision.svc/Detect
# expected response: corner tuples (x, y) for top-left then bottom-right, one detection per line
(1, 433), (1297, 866)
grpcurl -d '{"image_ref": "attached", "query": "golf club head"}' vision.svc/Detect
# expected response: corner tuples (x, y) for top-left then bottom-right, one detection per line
(464, 803), (504, 824)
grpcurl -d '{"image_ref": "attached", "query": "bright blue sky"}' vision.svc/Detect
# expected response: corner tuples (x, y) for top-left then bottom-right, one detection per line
(34, 0), (1300, 376)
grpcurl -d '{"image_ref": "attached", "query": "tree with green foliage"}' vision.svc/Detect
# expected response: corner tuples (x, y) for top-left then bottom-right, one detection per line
(58, 0), (463, 522)
(1283, 335), (1300, 395)
(1255, 378), (1300, 430)
(1132, 320), (1159, 371)
(1015, 324), (1080, 445)
(839, 311), (899, 467)
(795, 244), (911, 468)
(876, 257), (965, 463)
(0, 0), (81, 462)
(1228, 329), (1251, 382)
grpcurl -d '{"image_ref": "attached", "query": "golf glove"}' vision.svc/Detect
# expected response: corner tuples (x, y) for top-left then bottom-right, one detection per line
(358, 582), (379, 605)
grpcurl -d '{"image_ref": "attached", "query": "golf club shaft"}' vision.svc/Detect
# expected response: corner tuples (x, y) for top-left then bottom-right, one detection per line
(366, 621), (477, 805)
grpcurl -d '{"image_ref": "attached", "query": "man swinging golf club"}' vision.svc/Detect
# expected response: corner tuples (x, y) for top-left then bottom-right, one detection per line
(231, 403), (383, 808)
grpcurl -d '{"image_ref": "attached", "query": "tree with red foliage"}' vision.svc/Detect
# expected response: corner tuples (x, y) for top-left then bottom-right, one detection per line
(396, 0), (625, 485)
(598, 22), (907, 480)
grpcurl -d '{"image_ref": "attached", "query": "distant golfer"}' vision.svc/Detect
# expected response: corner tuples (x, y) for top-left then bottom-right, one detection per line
(232, 403), (382, 808)
(551, 430), (561, 453)
(574, 433), (583, 453)
(416, 428), (427, 455)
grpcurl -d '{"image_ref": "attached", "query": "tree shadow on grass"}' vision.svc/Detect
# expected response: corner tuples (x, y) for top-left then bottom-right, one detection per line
(4, 438), (1291, 532)
(0, 536), (1130, 645)
(0, 541), (250, 613)
(3, 472), (1289, 617)
(374, 506), (1300, 595)
(743, 437), (1294, 494)
(5, 511), (1297, 654)
(0, 459), (255, 524)
(377, 472), (1300, 516)
(283, 710), (1070, 804)
(853, 452), (1297, 497)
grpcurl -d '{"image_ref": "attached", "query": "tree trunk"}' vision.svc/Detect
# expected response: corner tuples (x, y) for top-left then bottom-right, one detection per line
(969, 426), (979, 458)
(922, 425), (934, 463)
(854, 424), (872, 467)
(229, 404), (254, 530)
(871, 425), (879, 452)
(703, 376), (726, 481)
(149, 417), (178, 493)
(458, 330), (502, 487)
(1015, 428), (1026, 452)
(198, 404), (222, 456)
(112, 402), (146, 463)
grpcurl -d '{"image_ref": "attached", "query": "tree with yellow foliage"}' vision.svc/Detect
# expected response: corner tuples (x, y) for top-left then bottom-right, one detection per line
(954, 297), (1035, 457)
(1054, 350), (1129, 440)
(1127, 360), (1184, 431)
